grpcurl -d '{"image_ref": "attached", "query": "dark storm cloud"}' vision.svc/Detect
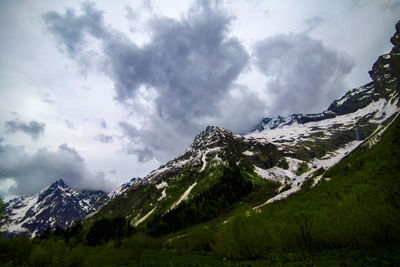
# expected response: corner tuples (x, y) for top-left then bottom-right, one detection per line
(0, 143), (113, 195)
(43, 3), (106, 57)
(44, 2), (250, 162)
(5, 119), (46, 140)
(100, 7), (248, 124)
(95, 134), (113, 143)
(254, 33), (355, 116)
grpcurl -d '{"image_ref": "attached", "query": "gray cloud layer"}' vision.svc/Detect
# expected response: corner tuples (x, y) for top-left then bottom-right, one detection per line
(254, 33), (355, 115)
(5, 119), (46, 140)
(44, 2), (250, 162)
(44, 2), (355, 163)
(0, 142), (114, 195)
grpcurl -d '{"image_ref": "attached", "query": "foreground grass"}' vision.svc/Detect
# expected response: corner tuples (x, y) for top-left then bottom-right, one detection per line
(2, 240), (399, 267)
(84, 247), (400, 266)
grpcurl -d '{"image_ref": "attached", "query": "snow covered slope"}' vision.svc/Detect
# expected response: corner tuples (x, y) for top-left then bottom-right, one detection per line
(108, 177), (141, 200)
(1, 179), (106, 237)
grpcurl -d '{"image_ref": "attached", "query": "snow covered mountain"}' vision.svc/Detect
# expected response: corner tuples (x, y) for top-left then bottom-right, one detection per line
(92, 22), (400, 231)
(108, 177), (141, 200)
(1, 179), (106, 237)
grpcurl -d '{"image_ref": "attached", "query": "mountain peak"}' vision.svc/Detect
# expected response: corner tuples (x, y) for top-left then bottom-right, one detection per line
(3, 178), (107, 237)
(204, 125), (222, 132)
(186, 125), (236, 151)
(51, 179), (68, 188)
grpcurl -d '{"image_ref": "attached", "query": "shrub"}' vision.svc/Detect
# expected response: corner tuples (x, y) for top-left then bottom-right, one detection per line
(296, 162), (310, 176)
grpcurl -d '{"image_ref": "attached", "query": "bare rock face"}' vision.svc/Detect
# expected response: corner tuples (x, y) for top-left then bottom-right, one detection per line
(390, 21), (400, 82)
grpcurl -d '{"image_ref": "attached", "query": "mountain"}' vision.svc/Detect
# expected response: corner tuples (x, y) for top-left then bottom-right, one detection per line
(253, 46), (397, 132)
(108, 177), (142, 200)
(89, 22), (400, 235)
(1, 179), (107, 237)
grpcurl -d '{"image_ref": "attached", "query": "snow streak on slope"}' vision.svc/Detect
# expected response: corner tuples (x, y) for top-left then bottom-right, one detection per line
(169, 182), (197, 211)
(132, 207), (156, 227)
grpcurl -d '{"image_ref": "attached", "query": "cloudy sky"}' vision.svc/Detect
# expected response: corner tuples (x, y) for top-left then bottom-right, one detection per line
(0, 0), (399, 199)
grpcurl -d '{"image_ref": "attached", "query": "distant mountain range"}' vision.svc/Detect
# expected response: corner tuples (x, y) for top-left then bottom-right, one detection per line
(1, 178), (141, 237)
(1, 21), (399, 237)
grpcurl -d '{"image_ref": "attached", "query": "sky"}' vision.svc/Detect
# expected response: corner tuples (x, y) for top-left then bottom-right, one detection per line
(0, 0), (399, 200)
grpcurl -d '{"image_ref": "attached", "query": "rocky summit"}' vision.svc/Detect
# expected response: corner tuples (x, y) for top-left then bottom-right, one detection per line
(1, 179), (106, 237)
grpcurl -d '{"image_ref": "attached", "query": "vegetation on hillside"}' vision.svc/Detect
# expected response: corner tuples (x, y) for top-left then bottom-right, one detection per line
(1, 115), (400, 266)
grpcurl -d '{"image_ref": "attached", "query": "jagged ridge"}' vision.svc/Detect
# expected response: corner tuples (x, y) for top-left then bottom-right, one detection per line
(1, 179), (107, 237)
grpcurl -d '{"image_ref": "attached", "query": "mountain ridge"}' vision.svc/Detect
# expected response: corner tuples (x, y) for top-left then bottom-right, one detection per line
(1, 179), (107, 237)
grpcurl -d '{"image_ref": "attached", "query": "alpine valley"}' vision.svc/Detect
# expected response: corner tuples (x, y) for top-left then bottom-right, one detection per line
(1, 21), (400, 266)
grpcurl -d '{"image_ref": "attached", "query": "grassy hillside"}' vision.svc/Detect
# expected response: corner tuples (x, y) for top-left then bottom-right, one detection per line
(1, 115), (400, 266)
(165, 114), (400, 264)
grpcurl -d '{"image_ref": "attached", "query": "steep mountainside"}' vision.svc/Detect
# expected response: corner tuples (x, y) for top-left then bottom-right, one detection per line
(1, 180), (106, 237)
(108, 178), (142, 200)
(91, 22), (400, 235)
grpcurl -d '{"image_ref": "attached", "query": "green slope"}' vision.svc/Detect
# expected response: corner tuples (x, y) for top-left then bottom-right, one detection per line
(193, 112), (400, 262)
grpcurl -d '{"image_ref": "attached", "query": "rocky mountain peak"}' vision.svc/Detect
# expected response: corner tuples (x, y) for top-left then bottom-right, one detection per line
(2, 180), (107, 237)
(187, 125), (240, 152)
(49, 179), (68, 189)
(390, 21), (400, 81)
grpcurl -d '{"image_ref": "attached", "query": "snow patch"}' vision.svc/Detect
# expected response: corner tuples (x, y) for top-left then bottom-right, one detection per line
(243, 150), (254, 156)
(311, 141), (362, 170)
(133, 207), (156, 227)
(157, 189), (167, 201)
(156, 181), (168, 190)
(200, 148), (220, 172)
(169, 182), (197, 211)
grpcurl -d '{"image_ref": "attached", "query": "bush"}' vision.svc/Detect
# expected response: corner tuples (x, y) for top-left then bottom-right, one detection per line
(29, 239), (67, 266)
(277, 158), (289, 169)
(125, 233), (161, 259)
(2, 234), (33, 265)
(212, 207), (272, 260)
(87, 216), (131, 246)
(296, 162), (310, 176)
